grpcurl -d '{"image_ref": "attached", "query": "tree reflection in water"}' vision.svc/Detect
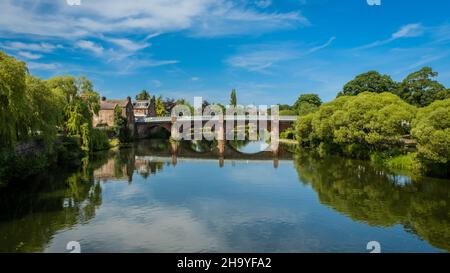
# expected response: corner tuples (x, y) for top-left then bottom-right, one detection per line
(293, 154), (450, 251)
(0, 157), (103, 253)
(1, 141), (449, 253)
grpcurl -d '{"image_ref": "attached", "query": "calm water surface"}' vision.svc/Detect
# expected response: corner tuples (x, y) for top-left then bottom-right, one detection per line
(0, 140), (449, 253)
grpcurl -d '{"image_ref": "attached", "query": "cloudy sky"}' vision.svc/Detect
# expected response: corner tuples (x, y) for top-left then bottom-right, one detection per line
(1, 0), (449, 104)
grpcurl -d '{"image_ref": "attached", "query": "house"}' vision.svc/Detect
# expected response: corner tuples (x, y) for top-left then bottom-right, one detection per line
(133, 98), (156, 118)
(93, 97), (135, 134)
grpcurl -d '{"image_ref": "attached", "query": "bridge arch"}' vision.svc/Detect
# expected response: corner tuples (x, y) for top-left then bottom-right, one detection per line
(136, 123), (171, 139)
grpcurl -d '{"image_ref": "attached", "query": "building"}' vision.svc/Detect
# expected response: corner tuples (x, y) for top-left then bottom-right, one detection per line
(133, 98), (156, 118)
(93, 97), (135, 133)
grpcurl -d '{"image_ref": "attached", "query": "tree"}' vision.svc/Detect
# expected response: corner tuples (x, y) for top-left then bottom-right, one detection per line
(78, 76), (100, 115)
(397, 67), (448, 107)
(296, 92), (416, 158)
(338, 71), (398, 97)
(47, 75), (102, 152)
(136, 90), (151, 100)
(24, 76), (63, 146)
(230, 89), (237, 107)
(46, 76), (78, 104)
(114, 106), (130, 143)
(411, 98), (450, 175)
(279, 109), (297, 116)
(155, 97), (167, 117)
(292, 94), (322, 116)
(0, 51), (27, 148)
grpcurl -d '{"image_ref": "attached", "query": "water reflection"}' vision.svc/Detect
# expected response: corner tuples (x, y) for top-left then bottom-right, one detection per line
(294, 154), (450, 251)
(0, 140), (448, 253)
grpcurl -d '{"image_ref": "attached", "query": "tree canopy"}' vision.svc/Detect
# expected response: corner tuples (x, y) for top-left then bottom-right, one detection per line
(292, 94), (322, 116)
(136, 90), (151, 100)
(397, 67), (448, 107)
(0, 51), (27, 148)
(296, 92), (416, 157)
(411, 98), (450, 175)
(338, 71), (398, 97)
(230, 89), (237, 107)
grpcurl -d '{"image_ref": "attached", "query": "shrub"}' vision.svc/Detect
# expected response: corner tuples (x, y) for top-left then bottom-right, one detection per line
(91, 128), (110, 151)
(295, 92), (417, 158)
(411, 98), (450, 176)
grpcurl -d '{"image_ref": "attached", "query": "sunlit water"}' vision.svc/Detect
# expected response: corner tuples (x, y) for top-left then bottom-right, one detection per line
(0, 140), (449, 253)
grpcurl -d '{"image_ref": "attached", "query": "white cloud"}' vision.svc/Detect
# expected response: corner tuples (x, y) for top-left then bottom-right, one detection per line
(226, 39), (335, 73)
(17, 51), (42, 60)
(0, 41), (61, 53)
(392, 23), (424, 39)
(27, 62), (60, 70)
(308, 36), (336, 54)
(0, 0), (308, 39)
(76, 40), (104, 55)
(358, 23), (424, 49)
(191, 77), (200, 81)
(255, 0), (272, 8)
(106, 38), (150, 52)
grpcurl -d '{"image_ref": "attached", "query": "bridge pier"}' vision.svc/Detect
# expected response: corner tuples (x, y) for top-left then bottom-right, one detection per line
(217, 115), (225, 156)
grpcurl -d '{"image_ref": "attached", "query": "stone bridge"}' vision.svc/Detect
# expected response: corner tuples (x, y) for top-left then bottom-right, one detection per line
(135, 115), (297, 139)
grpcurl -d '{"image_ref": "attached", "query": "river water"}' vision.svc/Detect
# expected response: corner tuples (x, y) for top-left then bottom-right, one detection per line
(0, 140), (449, 253)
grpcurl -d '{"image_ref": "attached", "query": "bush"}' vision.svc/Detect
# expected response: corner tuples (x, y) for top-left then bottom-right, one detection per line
(295, 92), (417, 158)
(411, 98), (450, 176)
(91, 128), (110, 151)
(279, 109), (297, 116)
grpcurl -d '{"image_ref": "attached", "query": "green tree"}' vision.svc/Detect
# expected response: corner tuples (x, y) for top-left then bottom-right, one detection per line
(136, 90), (151, 100)
(114, 106), (130, 143)
(0, 51), (27, 148)
(338, 71), (398, 97)
(155, 97), (167, 117)
(230, 89), (237, 107)
(397, 67), (448, 107)
(47, 75), (101, 152)
(296, 92), (416, 158)
(78, 76), (100, 115)
(24, 76), (63, 146)
(411, 98), (450, 176)
(292, 94), (322, 116)
(47, 76), (78, 104)
(279, 109), (297, 116)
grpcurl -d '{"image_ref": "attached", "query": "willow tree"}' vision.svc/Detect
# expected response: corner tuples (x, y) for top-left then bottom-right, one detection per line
(0, 51), (27, 148)
(24, 75), (63, 146)
(47, 75), (101, 152)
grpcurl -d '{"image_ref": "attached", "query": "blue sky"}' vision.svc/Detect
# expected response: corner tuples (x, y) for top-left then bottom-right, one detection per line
(1, 0), (449, 105)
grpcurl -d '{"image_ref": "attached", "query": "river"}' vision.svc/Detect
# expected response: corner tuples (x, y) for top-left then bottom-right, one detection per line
(0, 139), (449, 253)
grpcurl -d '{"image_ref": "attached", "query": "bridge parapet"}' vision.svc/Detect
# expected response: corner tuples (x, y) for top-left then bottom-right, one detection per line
(136, 115), (298, 123)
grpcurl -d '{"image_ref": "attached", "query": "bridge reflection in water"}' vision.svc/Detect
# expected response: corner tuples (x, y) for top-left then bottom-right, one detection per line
(93, 139), (295, 183)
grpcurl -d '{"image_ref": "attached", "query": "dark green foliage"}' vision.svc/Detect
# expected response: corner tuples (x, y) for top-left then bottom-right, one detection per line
(90, 129), (110, 151)
(230, 89), (237, 107)
(292, 94), (322, 116)
(397, 67), (448, 107)
(279, 109), (297, 116)
(338, 71), (398, 97)
(136, 90), (151, 100)
(114, 106), (130, 143)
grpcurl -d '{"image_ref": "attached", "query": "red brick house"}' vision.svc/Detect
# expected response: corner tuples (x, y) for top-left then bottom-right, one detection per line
(93, 97), (135, 135)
